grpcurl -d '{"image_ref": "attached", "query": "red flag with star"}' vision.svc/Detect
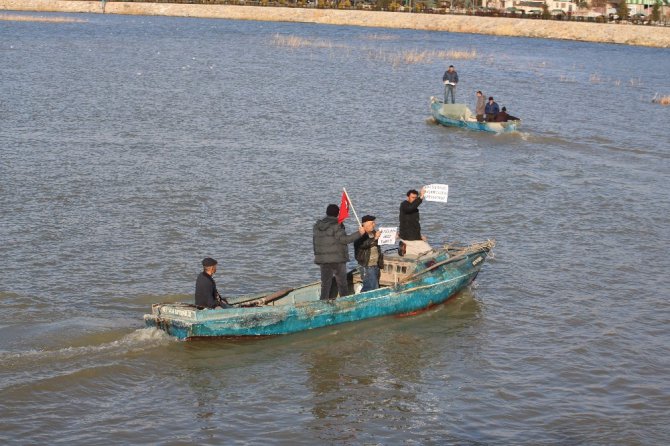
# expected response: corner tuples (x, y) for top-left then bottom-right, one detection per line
(338, 192), (349, 224)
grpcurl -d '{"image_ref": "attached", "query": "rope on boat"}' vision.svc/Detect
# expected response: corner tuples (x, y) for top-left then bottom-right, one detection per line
(401, 239), (496, 284)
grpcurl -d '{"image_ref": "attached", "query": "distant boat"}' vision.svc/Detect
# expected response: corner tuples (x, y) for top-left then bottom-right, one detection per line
(430, 97), (520, 133)
(144, 240), (495, 340)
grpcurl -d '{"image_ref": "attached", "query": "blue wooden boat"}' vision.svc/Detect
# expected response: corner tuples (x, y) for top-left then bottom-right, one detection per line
(144, 241), (495, 340)
(430, 97), (520, 133)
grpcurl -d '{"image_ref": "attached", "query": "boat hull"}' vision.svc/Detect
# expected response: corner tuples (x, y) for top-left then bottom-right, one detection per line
(144, 242), (494, 339)
(430, 98), (519, 133)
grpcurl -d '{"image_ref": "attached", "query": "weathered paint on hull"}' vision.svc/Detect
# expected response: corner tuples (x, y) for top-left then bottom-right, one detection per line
(430, 100), (519, 133)
(144, 245), (492, 340)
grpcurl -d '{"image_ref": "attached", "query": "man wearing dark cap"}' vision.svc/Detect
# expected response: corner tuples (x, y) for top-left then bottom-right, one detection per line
(494, 106), (519, 122)
(484, 96), (500, 122)
(399, 188), (432, 257)
(195, 257), (229, 309)
(313, 204), (366, 300)
(354, 215), (383, 292)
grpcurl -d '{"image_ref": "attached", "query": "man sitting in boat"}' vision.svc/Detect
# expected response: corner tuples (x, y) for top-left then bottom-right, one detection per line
(195, 257), (230, 309)
(354, 215), (383, 292)
(493, 106), (519, 122)
(398, 188), (432, 258)
(484, 97), (500, 121)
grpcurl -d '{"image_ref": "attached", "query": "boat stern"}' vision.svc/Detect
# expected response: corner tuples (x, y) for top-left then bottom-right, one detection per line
(144, 303), (197, 340)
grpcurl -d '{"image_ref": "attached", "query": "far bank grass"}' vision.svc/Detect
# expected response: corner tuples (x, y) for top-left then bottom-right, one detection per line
(272, 34), (477, 67)
(0, 13), (86, 23)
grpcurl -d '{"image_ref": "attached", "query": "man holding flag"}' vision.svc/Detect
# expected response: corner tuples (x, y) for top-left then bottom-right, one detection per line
(313, 193), (365, 301)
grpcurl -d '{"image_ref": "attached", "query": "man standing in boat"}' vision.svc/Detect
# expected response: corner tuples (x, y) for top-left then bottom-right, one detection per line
(354, 215), (383, 292)
(195, 257), (230, 309)
(313, 204), (365, 300)
(442, 65), (459, 104)
(475, 90), (486, 122)
(399, 188), (432, 257)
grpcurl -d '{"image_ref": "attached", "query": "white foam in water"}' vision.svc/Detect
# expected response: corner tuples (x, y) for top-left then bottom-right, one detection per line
(122, 327), (173, 343)
(1, 328), (173, 363)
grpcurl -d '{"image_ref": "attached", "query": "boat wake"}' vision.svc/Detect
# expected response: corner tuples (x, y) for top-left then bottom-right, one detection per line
(0, 328), (173, 392)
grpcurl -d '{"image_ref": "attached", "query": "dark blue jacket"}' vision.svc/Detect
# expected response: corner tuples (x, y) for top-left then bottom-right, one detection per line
(485, 101), (500, 115)
(442, 70), (459, 84)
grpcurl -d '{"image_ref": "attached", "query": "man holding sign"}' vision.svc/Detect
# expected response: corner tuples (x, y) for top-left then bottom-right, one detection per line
(354, 215), (383, 292)
(398, 187), (432, 257)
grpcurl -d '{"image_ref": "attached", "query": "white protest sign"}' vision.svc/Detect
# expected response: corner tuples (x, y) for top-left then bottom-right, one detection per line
(377, 227), (398, 246)
(423, 184), (449, 203)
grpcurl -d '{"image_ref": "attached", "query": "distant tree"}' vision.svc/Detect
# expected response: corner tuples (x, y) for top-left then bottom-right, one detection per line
(616, 0), (629, 21)
(374, 0), (392, 8)
(590, 0), (607, 13)
(541, 2), (551, 19)
(651, 1), (660, 22)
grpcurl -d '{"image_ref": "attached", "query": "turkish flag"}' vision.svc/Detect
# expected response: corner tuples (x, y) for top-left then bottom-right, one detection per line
(338, 192), (349, 224)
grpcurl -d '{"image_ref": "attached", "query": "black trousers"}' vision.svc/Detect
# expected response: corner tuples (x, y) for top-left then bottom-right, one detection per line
(319, 263), (348, 300)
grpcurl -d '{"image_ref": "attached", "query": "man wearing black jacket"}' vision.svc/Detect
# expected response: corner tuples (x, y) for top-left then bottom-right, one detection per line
(399, 188), (426, 241)
(195, 257), (229, 309)
(313, 204), (366, 300)
(399, 188), (432, 257)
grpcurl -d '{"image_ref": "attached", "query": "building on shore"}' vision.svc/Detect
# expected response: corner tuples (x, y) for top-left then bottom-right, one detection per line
(488, 0), (668, 19)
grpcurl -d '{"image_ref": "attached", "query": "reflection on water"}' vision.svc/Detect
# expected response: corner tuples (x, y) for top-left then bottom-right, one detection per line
(303, 293), (482, 443)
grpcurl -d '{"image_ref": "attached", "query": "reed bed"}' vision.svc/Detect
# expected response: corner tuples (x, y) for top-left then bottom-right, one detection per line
(438, 49), (478, 60)
(271, 34), (338, 49)
(364, 34), (398, 41)
(367, 48), (478, 68)
(0, 14), (86, 23)
(652, 93), (670, 105)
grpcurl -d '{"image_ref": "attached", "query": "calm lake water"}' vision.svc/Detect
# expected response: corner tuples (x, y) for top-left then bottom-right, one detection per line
(1, 10), (669, 445)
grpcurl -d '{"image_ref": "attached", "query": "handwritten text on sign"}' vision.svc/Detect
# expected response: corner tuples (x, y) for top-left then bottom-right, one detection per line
(378, 227), (398, 246)
(423, 184), (449, 203)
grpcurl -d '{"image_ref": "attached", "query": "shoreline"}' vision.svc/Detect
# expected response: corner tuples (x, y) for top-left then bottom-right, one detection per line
(2, 0), (670, 48)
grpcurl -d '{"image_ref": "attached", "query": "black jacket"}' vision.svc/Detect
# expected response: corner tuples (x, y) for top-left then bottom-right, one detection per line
(399, 197), (423, 240)
(195, 272), (219, 308)
(313, 216), (361, 264)
(354, 233), (384, 268)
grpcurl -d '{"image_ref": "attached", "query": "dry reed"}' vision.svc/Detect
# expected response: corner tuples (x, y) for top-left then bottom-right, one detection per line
(271, 34), (337, 49)
(439, 48), (478, 60)
(0, 14), (86, 23)
(652, 93), (670, 105)
(365, 34), (398, 41)
(367, 48), (477, 68)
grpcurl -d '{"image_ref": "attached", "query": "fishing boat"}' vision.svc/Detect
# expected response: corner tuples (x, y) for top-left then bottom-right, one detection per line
(430, 97), (520, 133)
(144, 240), (495, 340)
